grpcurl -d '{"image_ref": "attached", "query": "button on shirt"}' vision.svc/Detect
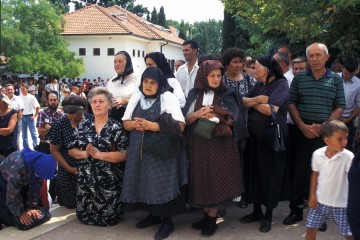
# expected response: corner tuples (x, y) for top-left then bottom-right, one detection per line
(339, 73), (360, 118)
(312, 146), (354, 208)
(176, 61), (199, 97)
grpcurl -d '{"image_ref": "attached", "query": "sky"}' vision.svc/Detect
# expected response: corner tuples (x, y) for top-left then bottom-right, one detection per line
(134, 0), (224, 23)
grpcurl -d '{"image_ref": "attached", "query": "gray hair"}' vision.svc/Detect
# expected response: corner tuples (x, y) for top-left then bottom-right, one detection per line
(87, 86), (113, 104)
(306, 43), (329, 57)
(276, 52), (290, 66)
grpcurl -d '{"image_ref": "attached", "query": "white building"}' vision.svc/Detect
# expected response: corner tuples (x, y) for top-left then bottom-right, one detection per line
(62, 4), (184, 80)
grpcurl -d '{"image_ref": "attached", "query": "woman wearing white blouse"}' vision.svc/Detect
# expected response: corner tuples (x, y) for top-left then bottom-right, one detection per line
(106, 51), (138, 123)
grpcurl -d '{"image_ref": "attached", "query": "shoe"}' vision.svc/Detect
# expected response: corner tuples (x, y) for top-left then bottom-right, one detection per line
(283, 211), (303, 225)
(154, 222), (174, 240)
(201, 216), (218, 237)
(319, 222), (327, 232)
(239, 213), (264, 223)
(192, 214), (208, 230)
(136, 215), (161, 229)
(238, 200), (248, 209)
(260, 220), (271, 233)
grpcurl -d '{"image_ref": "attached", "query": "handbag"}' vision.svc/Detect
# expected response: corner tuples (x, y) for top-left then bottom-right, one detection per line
(193, 118), (216, 139)
(262, 103), (285, 152)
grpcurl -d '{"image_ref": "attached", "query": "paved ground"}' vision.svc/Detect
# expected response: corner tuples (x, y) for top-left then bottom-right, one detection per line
(1, 201), (343, 240)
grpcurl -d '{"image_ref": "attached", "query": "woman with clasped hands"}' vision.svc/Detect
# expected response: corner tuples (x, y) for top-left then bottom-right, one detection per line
(240, 55), (289, 233)
(121, 67), (188, 240)
(183, 60), (248, 237)
(68, 87), (128, 226)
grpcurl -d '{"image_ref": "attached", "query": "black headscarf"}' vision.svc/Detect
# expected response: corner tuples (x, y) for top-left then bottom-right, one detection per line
(139, 67), (171, 99)
(112, 51), (134, 84)
(144, 52), (175, 79)
(257, 55), (284, 84)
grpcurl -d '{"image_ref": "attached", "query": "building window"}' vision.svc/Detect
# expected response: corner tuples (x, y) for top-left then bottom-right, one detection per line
(93, 48), (100, 56)
(79, 48), (86, 56)
(133, 49), (135, 57)
(107, 48), (115, 56)
(142, 51), (145, 57)
(170, 59), (175, 72)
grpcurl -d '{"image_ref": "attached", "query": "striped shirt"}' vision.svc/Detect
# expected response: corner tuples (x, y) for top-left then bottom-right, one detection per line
(289, 69), (346, 124)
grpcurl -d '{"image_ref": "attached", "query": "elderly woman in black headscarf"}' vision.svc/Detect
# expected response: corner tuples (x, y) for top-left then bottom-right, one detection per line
(240, 55), (289, 233)
(0, 147), (56, 230)
(183, 60), (248, 237)
(106, 51), (138, 123)
(121, 67), (188, 240)
(144, 52), (185, 108)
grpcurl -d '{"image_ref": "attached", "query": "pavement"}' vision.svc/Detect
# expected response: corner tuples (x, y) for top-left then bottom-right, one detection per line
(1, 201), (343, 240)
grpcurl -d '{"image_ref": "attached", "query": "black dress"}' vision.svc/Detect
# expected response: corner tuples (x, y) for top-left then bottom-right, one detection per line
(71, 117), (128, 226)
(49, 114), (92, 209)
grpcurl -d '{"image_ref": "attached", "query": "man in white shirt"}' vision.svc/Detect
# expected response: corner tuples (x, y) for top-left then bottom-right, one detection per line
(175, 40), (199, 97)
(20, 83), (40, 149)
(5, 84), (24, 150)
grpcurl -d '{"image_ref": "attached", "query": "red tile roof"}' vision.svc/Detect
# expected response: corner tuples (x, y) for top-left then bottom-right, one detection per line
(62, 4), (184, 45)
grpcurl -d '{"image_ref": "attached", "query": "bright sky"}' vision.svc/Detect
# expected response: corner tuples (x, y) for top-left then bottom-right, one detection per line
(134, 0), (224, 23)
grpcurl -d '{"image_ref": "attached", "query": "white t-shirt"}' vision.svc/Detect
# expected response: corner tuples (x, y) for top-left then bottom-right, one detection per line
(20, 94), (40, 115)
(9, 95), (24, 112)
(312, 146), (354, 208)
(175, 61), (199, 97)
(122, 91), (185, 123)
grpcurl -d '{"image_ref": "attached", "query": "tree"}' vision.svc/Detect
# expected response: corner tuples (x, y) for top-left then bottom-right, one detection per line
(157, 6), (166, 27)
(1, 0), (84, 77)
(150, 7), (158, 24)
(48, 0), (71, 14)
(222, 0), (360, 59)
(178, 20), (187, 40)
(192, 20), (223, 57)
(221, 10), (251, 52)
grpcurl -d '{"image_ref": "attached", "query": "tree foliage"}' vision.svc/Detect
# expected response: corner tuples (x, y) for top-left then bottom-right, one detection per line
(150, 7), (158, 24)
(192, 20), (223, 57)
(157, 6), (166, 27)
(221, 10), (251, 53)
(68, 0), (149, 17)
(222, 0), (360, 59)
(1, 0), (84, 77)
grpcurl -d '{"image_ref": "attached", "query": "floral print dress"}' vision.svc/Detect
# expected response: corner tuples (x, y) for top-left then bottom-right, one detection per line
(70, 117), (128, 226)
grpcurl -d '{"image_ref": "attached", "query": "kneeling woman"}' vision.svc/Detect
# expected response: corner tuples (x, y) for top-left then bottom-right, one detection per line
(121, 67), (188, 240)
(0, 148), (56, 230)
(68, 87), (128, 226)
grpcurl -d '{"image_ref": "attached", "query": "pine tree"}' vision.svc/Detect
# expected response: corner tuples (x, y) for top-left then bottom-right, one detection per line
(150, 7), (158, 24)
(157, 6), (166, 27)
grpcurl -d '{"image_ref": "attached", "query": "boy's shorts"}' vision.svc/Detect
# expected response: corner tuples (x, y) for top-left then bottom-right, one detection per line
(306, 203), (352, 236)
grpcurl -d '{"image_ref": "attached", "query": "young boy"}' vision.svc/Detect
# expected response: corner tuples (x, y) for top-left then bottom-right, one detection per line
(305, 120), (354, 240)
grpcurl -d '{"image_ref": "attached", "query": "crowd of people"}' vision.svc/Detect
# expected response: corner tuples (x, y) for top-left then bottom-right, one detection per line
(0, 40), (360, 240)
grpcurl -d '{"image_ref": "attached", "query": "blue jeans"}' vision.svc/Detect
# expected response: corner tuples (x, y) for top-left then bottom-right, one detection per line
(21, 115), (38, 149)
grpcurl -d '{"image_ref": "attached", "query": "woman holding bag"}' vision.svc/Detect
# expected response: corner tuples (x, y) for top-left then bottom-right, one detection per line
(240, 55), (289, 233)
(183, 60), (248, 237)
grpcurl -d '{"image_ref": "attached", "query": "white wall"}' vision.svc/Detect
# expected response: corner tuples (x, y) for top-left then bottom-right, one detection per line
(63, 35), (183, 80)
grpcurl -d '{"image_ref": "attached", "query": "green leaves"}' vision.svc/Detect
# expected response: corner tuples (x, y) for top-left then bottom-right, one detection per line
(1, 0), (84, 77)
(222, 0), (360, 58)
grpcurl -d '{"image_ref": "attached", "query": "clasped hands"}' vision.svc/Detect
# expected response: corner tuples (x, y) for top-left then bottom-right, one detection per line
(196, 106), (216, 120)
(19, 209), (42, 225)
(133, 117), (155, 131)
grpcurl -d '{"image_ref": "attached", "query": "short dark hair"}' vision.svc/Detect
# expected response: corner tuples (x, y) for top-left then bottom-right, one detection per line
(61, 95), (87, 114)
(321, 120), (348, 138)
(198, 53), (218, 66)
(343, 56), (360, 73)
(221, 48), (246, 68)
(183, 40), (198, 51)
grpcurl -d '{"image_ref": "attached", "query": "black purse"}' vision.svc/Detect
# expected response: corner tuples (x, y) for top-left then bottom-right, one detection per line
(262, 104), (285, 152)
